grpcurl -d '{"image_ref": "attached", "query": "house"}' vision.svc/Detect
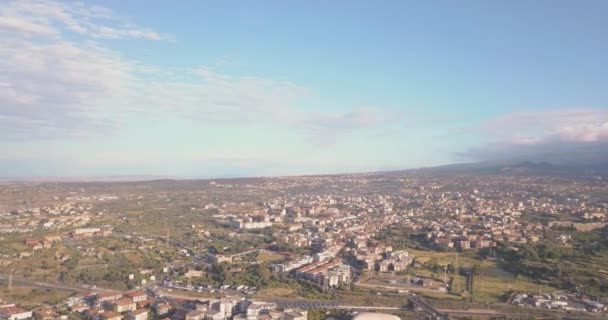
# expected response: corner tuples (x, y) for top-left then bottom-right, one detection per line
(0, 305), (32, 320)
(33, 307), (60, 320)
(110, 299), (136, 313)
(204, 310), (224, 320)
(422, 278), (434, 287)
(184, 310), (205, 320)
(184, 270), (204, 278)
(100, 312), (122, 320)
(153, 304), (171, 316)
(211, 255), (233, 264)
(136, 300), (152, 309)
(125, 291), (147, 303)
(69, 305), (88, 313)
(456, 240), (470, 249)
(377, 251), (412, 272)
(71, 228), (100, 239)
(282, 310), (307, 320)
(97, 293), (123, 303)
(24, 239), (43, 250)
(127, 310), (147, 320)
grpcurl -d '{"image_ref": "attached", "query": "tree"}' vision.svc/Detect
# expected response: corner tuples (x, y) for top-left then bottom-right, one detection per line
(471, 263), (481, 276)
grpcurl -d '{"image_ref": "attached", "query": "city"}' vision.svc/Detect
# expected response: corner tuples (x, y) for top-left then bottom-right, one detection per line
(1, 170), (608, 319)
(2, 0), (608, 320)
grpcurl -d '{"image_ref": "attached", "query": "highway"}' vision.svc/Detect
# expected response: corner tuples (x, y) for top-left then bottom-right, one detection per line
(8, 275), (605, 320)
(273, 294), (447, 320)
(159, 289), (444, 318)
(406, 294), (448, 320)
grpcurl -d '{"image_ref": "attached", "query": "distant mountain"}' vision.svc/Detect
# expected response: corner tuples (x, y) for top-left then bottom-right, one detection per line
(2, 161), (607, 184)
(408, 161), (608, 177)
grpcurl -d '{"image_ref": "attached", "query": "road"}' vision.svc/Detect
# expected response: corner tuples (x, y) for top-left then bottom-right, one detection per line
(407, 294), (448, 320)
(275, 294), (448, 320)
(7, 276), (604, 320)
(155, 292), (406, 311)
(158, 289), (443, 317)
(273, 300), (404, 311)
(355, 281), (444, 294)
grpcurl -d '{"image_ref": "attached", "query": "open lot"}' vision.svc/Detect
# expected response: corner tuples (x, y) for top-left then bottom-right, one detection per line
(396, 249), (557, 303)
(0, 285), (72, 307)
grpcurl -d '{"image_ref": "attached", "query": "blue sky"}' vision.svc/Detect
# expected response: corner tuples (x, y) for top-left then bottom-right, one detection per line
(1, 0), (607, 178)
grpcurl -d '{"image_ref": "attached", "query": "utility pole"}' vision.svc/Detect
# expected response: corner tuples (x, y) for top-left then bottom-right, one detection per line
(454, 253), (459, 293)
(469, 272), (474, 302)
(8, 268), (13, 291)
(166, 217), (170, 248)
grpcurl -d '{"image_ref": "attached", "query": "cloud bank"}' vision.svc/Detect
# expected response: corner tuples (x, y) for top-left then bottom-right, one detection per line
(460, 109), (608, 165)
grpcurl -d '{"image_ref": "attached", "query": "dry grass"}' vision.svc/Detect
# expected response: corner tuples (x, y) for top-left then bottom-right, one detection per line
(0, 285), (72, 307)
(256, 252), (284, 263)
(253, 287), (296, 299)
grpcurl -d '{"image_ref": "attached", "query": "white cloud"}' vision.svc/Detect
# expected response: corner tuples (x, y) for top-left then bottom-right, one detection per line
(0, 0), (165, 40)
(128, 67), (308, 123)
(0, 0), (395, 143)
(0, 0), (166, 139)
(461, 109), (608, 164)
(296, 107), (399, 144)
(0, 15), (56, 35)
(0, 36), (132, 139)
(475, 109), (608, 143)
(301, 107), (394, 130)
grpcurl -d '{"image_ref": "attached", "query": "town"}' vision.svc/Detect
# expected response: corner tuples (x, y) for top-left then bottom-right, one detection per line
(1, 172), (608, 320)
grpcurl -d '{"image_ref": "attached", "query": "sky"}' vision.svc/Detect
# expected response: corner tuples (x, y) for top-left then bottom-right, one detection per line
(1, 0), (607, 178)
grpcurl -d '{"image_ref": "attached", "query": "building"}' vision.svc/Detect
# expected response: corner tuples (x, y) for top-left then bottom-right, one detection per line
(184, 310), (205, 320)
(125, 291), (147, 303)
(0, 305), (32, 320)
(282, 310), (307, 320)
(153, 304), (172, 316)
(127, 310), (147, 320)
(230, 217), (273, 230)
(97, 293), (123, 303)
(184, 269), (204, 278)
(377, 251), (413, 272)
(295, 260), (351, 288)
(100, 312), (122, 320)
(110, 298), (136, 313)
(32, 307), (60, 320)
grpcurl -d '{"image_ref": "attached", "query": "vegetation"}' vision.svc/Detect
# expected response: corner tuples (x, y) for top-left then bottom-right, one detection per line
(0, 286), (72, 308)
(496, 226), (608, 296)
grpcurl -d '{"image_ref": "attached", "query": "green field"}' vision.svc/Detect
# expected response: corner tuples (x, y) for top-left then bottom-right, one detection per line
(401, 248), (557, 303)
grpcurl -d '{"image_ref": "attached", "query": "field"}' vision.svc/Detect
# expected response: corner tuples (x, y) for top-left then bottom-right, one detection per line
(403, 248), (557, 303)
(0, 285), (72, 307)
(254, 287), (296, 299)
(256, 252), (285, 263)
